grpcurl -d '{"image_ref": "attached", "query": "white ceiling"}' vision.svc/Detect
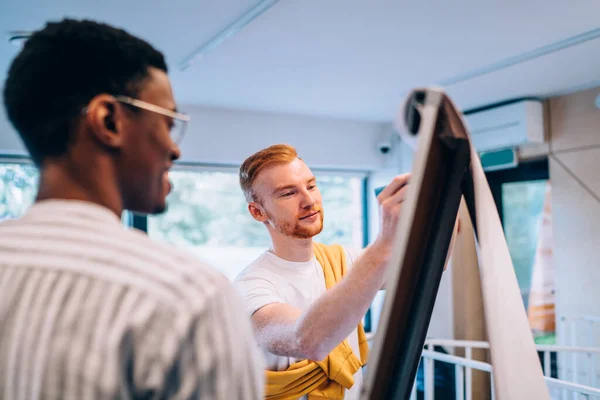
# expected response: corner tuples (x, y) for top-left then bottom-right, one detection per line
(2, 0), (600, 122)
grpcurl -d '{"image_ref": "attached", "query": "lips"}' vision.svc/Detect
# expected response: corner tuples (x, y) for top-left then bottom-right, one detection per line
(300, 211), (320, 220)
(163, 171), (172, 194)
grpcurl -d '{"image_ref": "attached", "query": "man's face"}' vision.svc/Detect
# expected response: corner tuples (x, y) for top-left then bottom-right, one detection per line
(252, 158), (324, 239)
(117, 67), (181, 215)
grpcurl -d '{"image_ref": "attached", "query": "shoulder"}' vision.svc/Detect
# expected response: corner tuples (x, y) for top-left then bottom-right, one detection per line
(233, 252), (288, 315)
(234, 251), (283, 296)
(314, 242), (363, 268)
(234, 251), (273, 282)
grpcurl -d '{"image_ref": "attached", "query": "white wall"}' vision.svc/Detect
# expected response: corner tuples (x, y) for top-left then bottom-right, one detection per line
(0, 102), (389, 170)
(366, 123), (412, 242)
(179, 105), (390, 170)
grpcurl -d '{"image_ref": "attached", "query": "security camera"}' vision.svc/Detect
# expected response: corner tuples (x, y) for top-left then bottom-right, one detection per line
(377, 140), (392, 155)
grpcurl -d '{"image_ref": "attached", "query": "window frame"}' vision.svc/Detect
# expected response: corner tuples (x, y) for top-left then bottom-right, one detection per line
(140, 163), (369, 239)
(485, 157), (550, 224)
(0, 157), (370, 238)
(0, 156), (372, 327)
(0, 156), (141, 226)
(0, 155), (35, 165)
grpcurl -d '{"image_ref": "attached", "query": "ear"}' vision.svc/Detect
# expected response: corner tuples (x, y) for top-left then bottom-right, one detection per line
(248, 202), (269, 223)
(84, 94), (127, 149)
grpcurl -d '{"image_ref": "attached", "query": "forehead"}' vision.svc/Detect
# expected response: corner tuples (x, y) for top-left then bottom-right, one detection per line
(254, 158), (313, 191)
(136, 67), (176, 110)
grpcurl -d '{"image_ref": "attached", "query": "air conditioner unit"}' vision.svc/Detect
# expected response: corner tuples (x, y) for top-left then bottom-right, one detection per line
(463, 100), (545, 152)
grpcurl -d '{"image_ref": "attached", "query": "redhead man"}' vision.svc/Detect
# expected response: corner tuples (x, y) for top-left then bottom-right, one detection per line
(235, 144), (410, 399)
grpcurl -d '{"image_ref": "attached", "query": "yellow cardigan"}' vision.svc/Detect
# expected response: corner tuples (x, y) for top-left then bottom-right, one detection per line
(264, 243), (369, 400)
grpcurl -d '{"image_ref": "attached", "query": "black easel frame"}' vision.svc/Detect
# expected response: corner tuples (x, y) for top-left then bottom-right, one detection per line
(360, 88), (479, 400)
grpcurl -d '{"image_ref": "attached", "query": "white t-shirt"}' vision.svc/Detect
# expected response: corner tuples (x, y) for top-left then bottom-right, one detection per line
(235, 245), (363, 400)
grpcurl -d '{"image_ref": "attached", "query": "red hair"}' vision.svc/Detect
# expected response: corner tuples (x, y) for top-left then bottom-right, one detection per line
(239, 144), (299, 202)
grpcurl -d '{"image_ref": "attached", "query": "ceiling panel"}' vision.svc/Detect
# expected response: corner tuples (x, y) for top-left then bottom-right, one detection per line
(446, 35), (600, 110)
(1, 0), (600, 121)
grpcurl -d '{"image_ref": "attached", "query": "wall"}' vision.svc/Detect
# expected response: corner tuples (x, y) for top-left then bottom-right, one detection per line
(547, 86), (600, 346)
(0, 102), (389, 171)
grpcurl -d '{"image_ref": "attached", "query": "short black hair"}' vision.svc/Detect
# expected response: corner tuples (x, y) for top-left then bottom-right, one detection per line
(3, 18), (168, 165)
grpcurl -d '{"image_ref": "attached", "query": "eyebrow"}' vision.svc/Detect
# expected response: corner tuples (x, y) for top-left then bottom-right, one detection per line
(272, 177), (316, 195)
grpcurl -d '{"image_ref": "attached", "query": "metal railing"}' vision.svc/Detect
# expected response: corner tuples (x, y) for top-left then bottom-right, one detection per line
(418, 340), (600, 400)
(559, 315), (600, 392)
(418, 349), (495, 400)
(560, 316), (600, 348)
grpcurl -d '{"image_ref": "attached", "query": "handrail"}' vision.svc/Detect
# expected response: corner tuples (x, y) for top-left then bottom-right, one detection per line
(544, 377), (600, 396)
(365, 335), (600, 397)
(423, 338), (600, 354)
(421, 350), (493, 372)
(562, 315), (600, 323)
(419, 347), (600, 399)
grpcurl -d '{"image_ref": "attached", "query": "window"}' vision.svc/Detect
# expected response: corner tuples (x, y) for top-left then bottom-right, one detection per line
(502, 180), (548, 305)
(0, 161), (137, 226)
(147, 169), (365, 280)
(487, 158), (555, 343)
(0, 162), (38, 222)
(314, 175), (364, 249)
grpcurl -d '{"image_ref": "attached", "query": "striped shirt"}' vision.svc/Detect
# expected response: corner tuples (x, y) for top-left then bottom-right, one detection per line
(0, 200), (264, 400)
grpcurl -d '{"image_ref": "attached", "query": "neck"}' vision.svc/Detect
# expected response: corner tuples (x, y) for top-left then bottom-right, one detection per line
(270, 231), (314, 262)
(36, 158), (123, 217)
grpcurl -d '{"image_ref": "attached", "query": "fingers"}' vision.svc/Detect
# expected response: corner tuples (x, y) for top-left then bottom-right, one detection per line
(377, 173), (411, 203)
(377, 173), (412, 244)
(380, 186), (409, 219)
(388, 183), (410, 204)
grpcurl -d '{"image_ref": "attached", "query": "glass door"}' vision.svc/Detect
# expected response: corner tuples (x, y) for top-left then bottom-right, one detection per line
(486, 158), (555, 344)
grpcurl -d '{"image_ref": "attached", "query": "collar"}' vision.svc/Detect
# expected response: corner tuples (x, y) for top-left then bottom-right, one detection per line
(26, 199), (123, 226)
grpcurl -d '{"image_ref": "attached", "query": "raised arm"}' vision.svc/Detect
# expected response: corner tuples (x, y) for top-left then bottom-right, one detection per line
(251, 174), (410, 361)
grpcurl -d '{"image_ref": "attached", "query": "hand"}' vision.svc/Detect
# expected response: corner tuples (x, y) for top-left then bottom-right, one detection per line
(375, 173), (411, 249)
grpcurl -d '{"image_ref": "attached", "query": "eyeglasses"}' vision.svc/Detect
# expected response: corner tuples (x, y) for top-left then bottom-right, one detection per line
(114, 95), (190, 144)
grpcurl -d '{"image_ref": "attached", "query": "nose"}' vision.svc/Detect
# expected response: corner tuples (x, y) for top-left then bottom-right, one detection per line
(299, 188), (316, 209)
(170, 141), (181, 162)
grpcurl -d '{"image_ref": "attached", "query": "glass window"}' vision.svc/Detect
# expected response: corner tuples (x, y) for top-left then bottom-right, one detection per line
(0, 161), (135, 226)
(502, 179), (548, 308)
(314, 175), (364, 249)
(0, 162), (38, 222)
(147, 169), (365, 280)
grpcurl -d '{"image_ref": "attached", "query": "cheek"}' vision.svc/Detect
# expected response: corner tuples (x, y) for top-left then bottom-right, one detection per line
(133, 118), (171, 154)
(122, 136), (162, 187)
(266, 200), (297, 220)
(307, 193), (323, 210)
(123, 124), (153, 158)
